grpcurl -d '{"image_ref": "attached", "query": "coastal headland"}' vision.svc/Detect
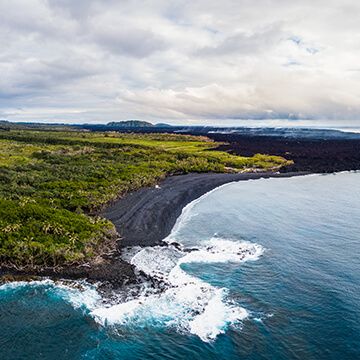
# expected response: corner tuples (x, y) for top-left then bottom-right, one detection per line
(0, 125), (359, 287)
(0, 129), (288, 286)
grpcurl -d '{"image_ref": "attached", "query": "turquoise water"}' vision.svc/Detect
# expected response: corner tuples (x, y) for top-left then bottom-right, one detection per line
(1, 172), (359, 359)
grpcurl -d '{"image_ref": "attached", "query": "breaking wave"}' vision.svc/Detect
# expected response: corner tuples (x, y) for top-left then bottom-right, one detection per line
(89, 182), (265, 341)
(0, 279), (101, 313)
(91, 238), (263, 342)
(0, 185), (265, 343)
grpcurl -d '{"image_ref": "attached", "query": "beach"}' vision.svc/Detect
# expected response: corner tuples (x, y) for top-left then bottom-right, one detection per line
(103, 171), (309, 248)
(1, 129), (359, 286)
(1, 171), (359, 359)
(0, 171), (307, 286)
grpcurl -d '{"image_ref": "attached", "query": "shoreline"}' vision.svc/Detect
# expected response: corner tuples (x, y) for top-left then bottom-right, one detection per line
(1, 129), (359, 287)
(0, 170), (310, 287)
(103, 171), (310, 248)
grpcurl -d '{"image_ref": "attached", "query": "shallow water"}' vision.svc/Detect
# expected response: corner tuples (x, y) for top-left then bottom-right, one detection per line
(1, 172), (359, 359)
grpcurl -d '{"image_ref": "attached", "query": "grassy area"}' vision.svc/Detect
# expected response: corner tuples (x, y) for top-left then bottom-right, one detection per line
(0, 130), (291, 268)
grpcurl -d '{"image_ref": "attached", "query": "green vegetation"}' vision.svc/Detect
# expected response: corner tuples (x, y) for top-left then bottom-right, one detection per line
(0, 130), (291, 269)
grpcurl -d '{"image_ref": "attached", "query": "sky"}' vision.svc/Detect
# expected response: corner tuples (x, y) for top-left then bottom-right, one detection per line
(1, 0), (360, 126)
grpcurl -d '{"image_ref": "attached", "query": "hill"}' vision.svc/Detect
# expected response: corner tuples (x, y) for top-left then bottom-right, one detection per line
(107, 120), (154, 128)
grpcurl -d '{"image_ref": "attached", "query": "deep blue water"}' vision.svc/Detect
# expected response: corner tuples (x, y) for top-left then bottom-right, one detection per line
(1, 172), (359, 359)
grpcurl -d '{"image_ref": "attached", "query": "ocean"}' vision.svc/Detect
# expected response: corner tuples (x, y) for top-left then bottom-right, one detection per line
(1, 172), (359, 359)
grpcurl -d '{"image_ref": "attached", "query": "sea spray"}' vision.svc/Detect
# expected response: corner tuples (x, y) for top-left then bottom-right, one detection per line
(0, 279), (101, 312)
(0, 183), (265, 343)
(1, 172), (360, 358)
(91, 238), (264, 342)
(90, 182), (266, 342)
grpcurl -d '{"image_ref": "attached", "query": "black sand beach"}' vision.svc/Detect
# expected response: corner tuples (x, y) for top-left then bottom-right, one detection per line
(103, 171), (309, 248)
(3, 131), (359, 286)
(1, 171), (306, 286)
(4, 126), (360, 286)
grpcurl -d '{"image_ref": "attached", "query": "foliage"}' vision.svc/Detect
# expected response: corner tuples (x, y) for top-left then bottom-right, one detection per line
(0, 130), (291, 268)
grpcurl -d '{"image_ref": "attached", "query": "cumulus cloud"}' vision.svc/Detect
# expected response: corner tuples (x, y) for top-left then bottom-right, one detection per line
(1, 0), (360, 125)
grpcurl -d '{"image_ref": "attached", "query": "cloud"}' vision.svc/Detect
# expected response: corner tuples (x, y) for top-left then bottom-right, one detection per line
(196, 24), (286, 56)
(116, 78), (360, 122)
(91, 24), (168, 58)
(46, 0), (98, 18)
(1, 0), (360, 125)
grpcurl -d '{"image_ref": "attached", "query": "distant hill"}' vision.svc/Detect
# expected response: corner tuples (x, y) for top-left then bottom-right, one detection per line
(155, 123), (172, 128)
(0, 120), (10, 131)
(107, 120), (154, 128)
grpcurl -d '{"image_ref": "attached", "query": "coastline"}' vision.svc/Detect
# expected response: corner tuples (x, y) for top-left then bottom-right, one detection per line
(0, 170), (308, 287)
(103, 171), (310, 248)
(1, 129), (359, 287)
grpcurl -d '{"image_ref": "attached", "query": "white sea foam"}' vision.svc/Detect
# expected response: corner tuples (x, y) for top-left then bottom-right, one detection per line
(91, 237), (264, 342)
(0, 244), (263, 342)
(0, 242), (264, 342)
(1, 183), (265, 343)
(189, 293), (248, 341)
(52, 281), (101, 310)
(0, 279), (54, 293)
(90, 180), (266, 341)
(0, 279), (101, 311)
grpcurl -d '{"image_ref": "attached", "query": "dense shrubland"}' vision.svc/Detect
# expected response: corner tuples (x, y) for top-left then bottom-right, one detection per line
(0, 130), (291, 268)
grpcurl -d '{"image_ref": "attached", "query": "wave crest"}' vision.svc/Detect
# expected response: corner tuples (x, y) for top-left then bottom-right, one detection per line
(91, 238), (264, 342)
